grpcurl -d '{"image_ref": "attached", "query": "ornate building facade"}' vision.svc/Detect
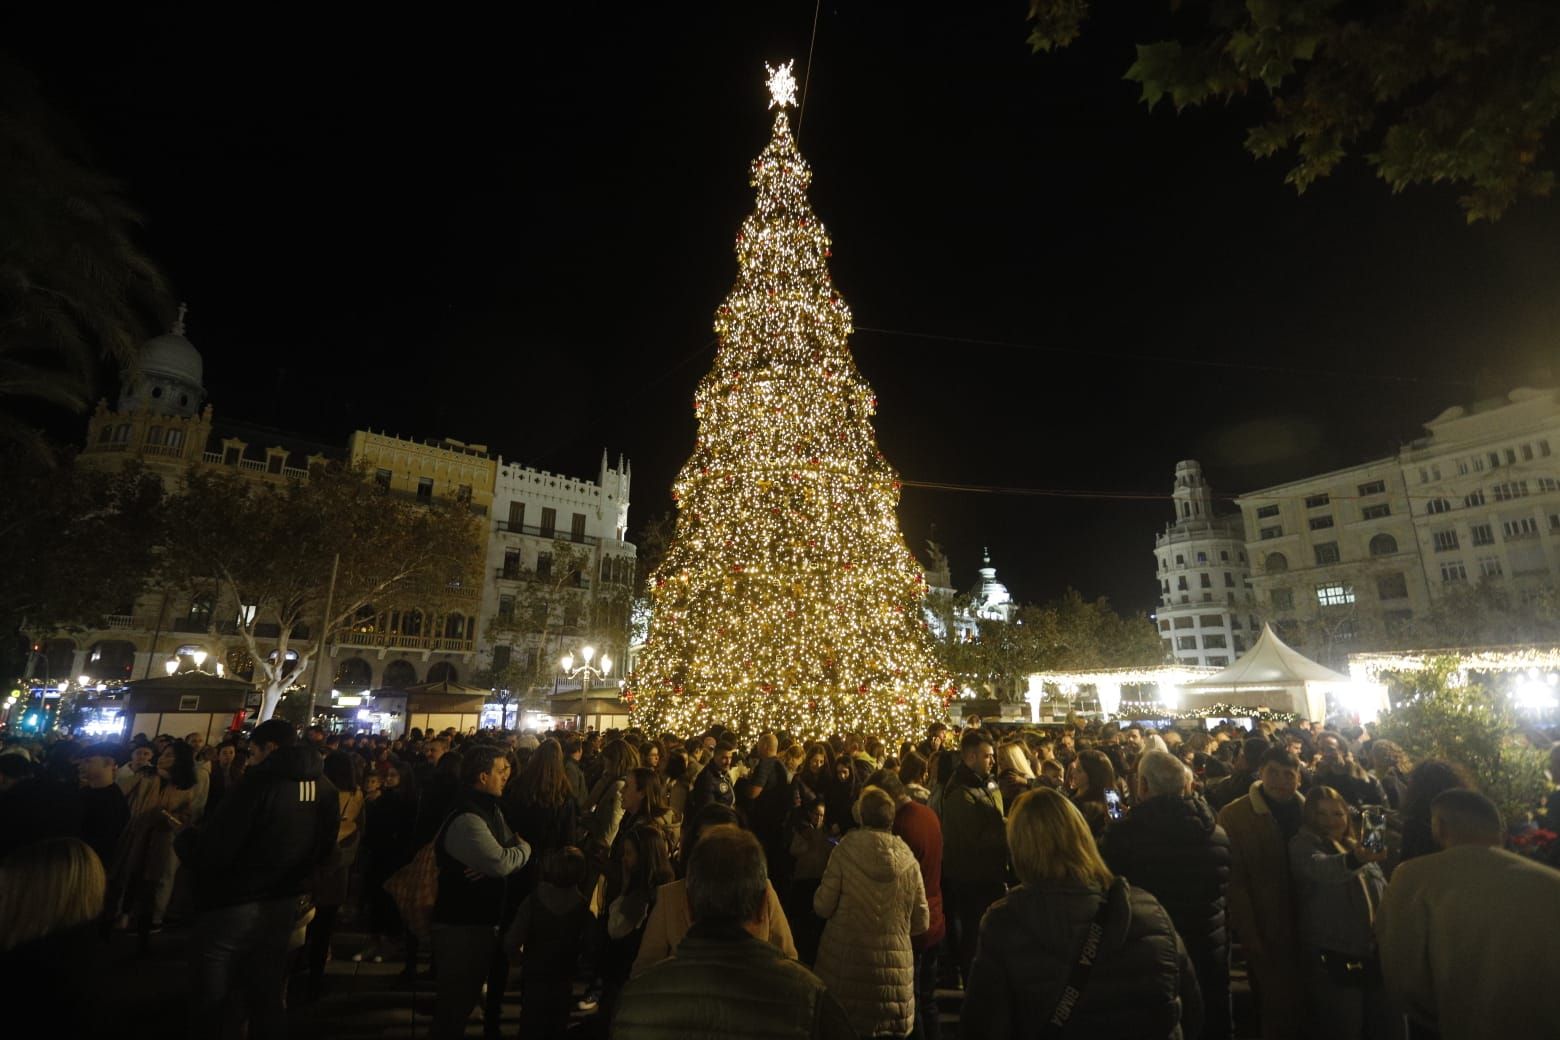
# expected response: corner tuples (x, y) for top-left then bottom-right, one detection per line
(1152, 460), (1256, 667)
(52, 313), (635, 713)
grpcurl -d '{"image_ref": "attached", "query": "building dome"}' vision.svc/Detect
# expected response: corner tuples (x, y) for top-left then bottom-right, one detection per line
(117, 304), (205, 417)
(140, 331), (204, 387)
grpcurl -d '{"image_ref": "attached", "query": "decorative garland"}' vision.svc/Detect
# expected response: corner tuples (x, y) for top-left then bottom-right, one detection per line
(1120, 702), (1300, 723)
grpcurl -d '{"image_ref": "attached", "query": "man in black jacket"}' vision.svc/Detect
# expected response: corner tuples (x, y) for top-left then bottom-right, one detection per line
(182, 718), (339, 1040)
(1206, 736), (1270, 813)
(1103, 749), (1232, 1040)
(689, 740), (736, 815)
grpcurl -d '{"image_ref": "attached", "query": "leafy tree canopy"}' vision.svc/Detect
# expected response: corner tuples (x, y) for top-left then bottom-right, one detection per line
(0, 55), (169, 456)
(1371, 657), (1551, 828)
(0, 448), (165, 675)
(161, 463), (484, 720)
(1027, 0), (1560, 221)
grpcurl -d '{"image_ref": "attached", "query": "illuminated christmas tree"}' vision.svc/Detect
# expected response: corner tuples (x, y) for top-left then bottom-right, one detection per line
(628, 62), (954, 743)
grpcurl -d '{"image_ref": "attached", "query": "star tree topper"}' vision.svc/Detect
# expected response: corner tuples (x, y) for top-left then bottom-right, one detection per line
(766, 59), (798, 109)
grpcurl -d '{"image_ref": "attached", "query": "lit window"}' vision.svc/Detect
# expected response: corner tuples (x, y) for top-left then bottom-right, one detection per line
(1315, 583), (1354, 607)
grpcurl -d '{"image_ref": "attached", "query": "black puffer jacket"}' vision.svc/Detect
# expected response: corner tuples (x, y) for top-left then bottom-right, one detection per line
(962, 879), (1202, 1040)
(183, 744), (339, 912)
(1101, 794), (1231, 966)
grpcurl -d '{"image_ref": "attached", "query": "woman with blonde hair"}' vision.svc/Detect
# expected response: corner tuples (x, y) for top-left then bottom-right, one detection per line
(0, 837), (110, 1031)
(963, 787), (1202, 1039)
(996, 741), (1038, 814)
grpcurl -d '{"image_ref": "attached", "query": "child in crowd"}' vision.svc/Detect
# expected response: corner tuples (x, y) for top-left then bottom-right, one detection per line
(507, 846), (594, 1038)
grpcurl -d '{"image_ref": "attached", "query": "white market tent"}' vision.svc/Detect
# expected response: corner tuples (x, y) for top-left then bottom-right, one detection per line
(1183, 624), (1388, 722)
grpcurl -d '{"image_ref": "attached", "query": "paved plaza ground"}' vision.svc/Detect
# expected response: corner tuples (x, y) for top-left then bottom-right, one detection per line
(103, 914), (1257, 1039)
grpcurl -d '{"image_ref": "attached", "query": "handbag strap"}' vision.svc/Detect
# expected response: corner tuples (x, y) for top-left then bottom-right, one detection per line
(1039, 879), (1122, 1038)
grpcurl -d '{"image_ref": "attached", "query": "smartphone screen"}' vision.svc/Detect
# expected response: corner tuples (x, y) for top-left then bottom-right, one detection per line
(1104, 788), (1123, 820)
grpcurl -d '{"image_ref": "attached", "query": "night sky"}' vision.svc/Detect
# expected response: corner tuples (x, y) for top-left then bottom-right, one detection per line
(11, 2), (1560, 613)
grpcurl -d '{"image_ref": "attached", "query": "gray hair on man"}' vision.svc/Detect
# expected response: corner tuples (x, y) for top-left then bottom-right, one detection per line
(1138, 749), (1192, 799)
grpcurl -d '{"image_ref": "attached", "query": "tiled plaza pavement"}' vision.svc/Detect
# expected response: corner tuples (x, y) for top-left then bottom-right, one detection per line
(103, 919), (1255, 1038)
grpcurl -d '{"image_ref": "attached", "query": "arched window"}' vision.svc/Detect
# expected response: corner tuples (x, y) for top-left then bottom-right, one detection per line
(427, 661), (458, 684)
(187, 593), (214, 629)
(383, 660), (418, 689)
(1369, 533), (1398, 556)
(402, 610), (423, 637)
(226, 647), (255, 681)
(266, 648), (301, 676)
(86, 640), (137, 680)
(352, 604), (377, 634)
(1264, 552), (1289, 574)
(44, 639), (76, 679)
(335, 657), (373, 687)
(444, 613), (466, 640)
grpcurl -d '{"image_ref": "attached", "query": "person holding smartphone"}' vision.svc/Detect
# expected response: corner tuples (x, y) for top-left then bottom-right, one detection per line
(1069, 749), (1121, 841)
(1288, 786), (1391, 1040)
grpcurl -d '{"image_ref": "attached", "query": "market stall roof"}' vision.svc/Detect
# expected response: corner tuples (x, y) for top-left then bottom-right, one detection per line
(1185, 624), (1350, 688)
(399, 678), (491, 713)
(122, 671), (258, 712)
(124, 672), (259, 695)
(1181, 624), (1355, 721)
(547, 692), (630, 714)
(401, 679), (491, 696)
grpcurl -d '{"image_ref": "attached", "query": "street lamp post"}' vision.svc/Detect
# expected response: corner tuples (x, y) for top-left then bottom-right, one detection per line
(559, 644), (613, 728)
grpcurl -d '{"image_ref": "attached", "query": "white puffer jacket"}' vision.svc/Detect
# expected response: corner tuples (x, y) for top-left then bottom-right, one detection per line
(812, 826), (930, 1037)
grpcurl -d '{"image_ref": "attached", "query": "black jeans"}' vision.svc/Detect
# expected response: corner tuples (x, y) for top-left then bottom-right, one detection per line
(188, 896), (298, 1040)
(945, 878), (1005, 985)
(1194, 950), (1232, 1040)
(910, 943), (940, 1040)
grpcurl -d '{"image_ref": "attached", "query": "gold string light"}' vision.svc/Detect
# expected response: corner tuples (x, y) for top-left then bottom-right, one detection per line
(627, 62), (955, 744)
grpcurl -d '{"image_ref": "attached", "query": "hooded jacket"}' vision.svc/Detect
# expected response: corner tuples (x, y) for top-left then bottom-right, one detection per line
(812, 827), (930, 1038)
(961, 879), (1202, 1040)
(1101, 794), (1231, 965)
(184, 743), (339, 912)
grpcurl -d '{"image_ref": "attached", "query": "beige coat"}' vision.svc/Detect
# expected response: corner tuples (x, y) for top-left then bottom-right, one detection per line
(1218, 783), (1305, 1040)
(629, 876), (796, 978)
(1376, 844), (1560, 1040)
(812, 827), (930, 1038)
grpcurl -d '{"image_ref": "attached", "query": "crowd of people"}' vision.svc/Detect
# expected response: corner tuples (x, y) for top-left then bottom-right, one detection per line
(1, 712), (1558, 1039)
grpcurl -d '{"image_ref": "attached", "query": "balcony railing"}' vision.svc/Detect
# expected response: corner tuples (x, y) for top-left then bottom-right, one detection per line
(497, 520), (597, 546)
(495, 567), (591, 589)
(332, 629), (476, 654)
(103, 614), (151, 631)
